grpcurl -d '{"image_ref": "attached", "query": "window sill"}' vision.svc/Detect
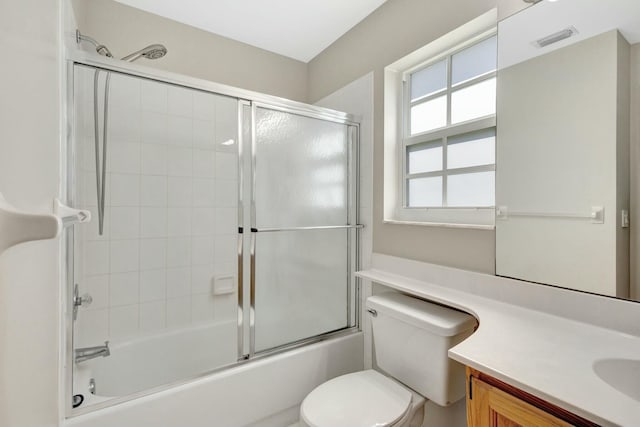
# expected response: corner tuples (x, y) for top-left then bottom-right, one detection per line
(383, 219), (495, 231)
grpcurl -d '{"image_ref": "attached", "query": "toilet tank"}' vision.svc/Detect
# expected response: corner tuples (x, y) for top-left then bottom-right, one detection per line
(366, 293), (477, 407)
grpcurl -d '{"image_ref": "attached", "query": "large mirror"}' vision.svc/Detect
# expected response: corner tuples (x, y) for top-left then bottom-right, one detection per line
(496, 0), (640, 301)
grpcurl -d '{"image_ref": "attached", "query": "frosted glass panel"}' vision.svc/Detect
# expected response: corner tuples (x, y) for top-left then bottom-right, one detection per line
(447, 129), (496, 169)
(451, 78), (496, 124)
(447, 171), (495, 207)
(410, 60), (447, 101)
(411, 96), (447, 135)
(71, 65), (239, 405)
(452, 36), (497, 86)
(408, 142), (442, 174)
(255, 108), (349, 228)
(254, 229), (348, 352)
(408, 177), (442, 207)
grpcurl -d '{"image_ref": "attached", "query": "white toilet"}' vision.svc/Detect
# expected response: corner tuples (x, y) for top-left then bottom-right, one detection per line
(299, 292), (478, 427)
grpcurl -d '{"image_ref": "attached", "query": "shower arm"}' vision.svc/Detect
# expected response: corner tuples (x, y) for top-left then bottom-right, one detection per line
(76, 30), (113, 58)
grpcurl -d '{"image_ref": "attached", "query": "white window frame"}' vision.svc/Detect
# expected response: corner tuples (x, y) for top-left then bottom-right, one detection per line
(383, 10), (497, 228)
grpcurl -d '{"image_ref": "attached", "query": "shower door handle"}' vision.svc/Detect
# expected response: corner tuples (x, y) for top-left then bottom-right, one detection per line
(251, 225), (364, 233)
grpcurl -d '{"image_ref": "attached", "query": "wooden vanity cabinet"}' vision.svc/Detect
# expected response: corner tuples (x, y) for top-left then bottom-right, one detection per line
(466, 367), (600, 427)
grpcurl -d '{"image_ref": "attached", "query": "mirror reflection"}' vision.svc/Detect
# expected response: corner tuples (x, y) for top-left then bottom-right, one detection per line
(495, 0), (640, 301)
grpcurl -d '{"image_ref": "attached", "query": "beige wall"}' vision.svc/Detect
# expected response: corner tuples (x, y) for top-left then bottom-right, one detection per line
(0, 0), (61, 426)
(72, 0), (308, 102)
(308, 0), (527, 273)
(631, 43), (640, 300)
(616, 33), (631, 298)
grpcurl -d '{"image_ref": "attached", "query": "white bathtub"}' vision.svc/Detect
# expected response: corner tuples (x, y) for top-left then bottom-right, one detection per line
(67, 333), (363, 427)
(74, 320), (237, 401)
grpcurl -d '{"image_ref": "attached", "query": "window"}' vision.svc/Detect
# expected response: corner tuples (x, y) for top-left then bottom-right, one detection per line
(404, 34), (497, 211)
(383, 12), (498, 227)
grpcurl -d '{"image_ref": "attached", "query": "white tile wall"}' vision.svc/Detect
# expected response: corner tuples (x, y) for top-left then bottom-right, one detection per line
(110, 207), (140, 239)
(110, 272), (139, 306)
(109, 142), (140, 174)
(110, 240), (140, 273)
(167, 297), (191, 328)
(75, 68), (239, 347)
(140, 175), (167, 206)
(140, 301), (166, 333)
(141, 111), (167, 144)
(168, 176), (193, 206)
(141, 144), (168, 175)
(140, 269), (166, 302)
(109, 107), (141, 142)
(141, 80), (167, 113)
(84, 275), (109, 310)
(110, 305), (139, 340)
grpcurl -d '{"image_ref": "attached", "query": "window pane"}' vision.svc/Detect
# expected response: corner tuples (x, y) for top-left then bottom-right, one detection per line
(408, 177), (442, 207)
(451, 78), (496, 124)
(408, 142), (442, 174)
(410, 60), (447, 101)
(447, 171), (495, 207)
(452, 36), (497, 86)
(447, 129), (495, 169)
(411, 96), (447, 135)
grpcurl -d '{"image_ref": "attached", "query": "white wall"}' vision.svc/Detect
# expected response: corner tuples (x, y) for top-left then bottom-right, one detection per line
(495, 31), (629, 297)
(71, 0), (308, 102)
(0, 0), (62, 426)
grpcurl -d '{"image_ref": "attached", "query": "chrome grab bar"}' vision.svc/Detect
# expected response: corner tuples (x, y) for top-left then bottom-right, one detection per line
(251, 224), (364, 233)
(496, 206), (604, 224)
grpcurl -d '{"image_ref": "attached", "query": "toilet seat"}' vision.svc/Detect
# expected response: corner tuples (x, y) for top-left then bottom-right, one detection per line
(300, 370), (413, 427)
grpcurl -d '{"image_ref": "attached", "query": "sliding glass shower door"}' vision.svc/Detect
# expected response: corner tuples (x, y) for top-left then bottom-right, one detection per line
(249, 106), (359, 353)
(68, 62), (358, 411)
(70, 64), (241, 404)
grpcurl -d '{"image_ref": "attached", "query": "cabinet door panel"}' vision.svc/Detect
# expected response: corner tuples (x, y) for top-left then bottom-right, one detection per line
(468, 376), (573, 427)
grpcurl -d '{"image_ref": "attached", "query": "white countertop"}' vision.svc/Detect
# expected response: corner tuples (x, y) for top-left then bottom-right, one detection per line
(356, 268), (640, 427)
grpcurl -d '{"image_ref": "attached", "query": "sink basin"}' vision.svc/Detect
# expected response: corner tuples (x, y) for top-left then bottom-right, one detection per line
(593, 358), (640, 402)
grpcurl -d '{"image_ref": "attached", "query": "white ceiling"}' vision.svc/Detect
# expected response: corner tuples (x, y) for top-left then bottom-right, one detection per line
(499, 0), (640, 69)
(114, 0), (388, 63)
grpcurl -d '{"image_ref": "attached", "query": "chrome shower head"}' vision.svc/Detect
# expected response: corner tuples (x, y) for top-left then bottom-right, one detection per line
(142, 45), (167, 60)
(121, 44), (168, 62)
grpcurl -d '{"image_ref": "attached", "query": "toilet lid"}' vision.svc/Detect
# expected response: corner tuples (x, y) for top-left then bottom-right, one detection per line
(300, 370), (412, 427)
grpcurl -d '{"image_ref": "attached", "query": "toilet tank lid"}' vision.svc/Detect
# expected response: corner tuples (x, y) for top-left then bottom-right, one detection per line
(366, 293), (477, 336)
